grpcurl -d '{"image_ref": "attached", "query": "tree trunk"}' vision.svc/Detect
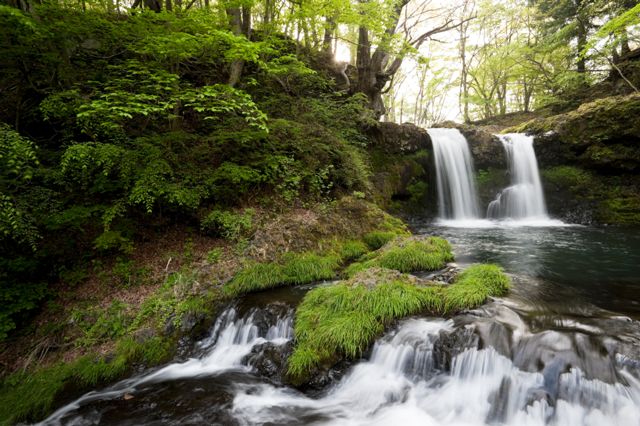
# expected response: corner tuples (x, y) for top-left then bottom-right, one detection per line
(576, 18), (587, 74)
(323, 17), (336, 54)
(227, 6), (251, 87)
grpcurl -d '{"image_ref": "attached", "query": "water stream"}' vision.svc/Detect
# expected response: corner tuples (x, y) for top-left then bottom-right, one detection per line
(39, 225), (640, 426)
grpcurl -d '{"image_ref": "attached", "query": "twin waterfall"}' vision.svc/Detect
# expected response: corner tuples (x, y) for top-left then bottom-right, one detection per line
(428, 128), (551, 224)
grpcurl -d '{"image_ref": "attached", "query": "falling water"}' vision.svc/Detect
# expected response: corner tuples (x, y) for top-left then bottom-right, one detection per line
(487, 133), (549, 220)
(428, 128), (480, 221)
(40, 307), (294, 425)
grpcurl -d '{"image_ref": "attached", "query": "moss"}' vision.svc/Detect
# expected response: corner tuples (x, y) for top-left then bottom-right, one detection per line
(363, 231), (398, 250)
(541, 166), (594, 189)
(510, 94), (640, 146)
(444, 264), (510, 312)
(0, 335), (174, 425)
(225, 252), (340, 296)
(347, 236), (454, 276)
(288, 263), (509, 385)
(598, 192), (640, 225)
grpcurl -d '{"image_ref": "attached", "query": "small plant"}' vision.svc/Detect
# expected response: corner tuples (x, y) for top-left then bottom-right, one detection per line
(201, 208), (255, 241)
(206, 247), (223, 263)
(363, 231), (397, 250)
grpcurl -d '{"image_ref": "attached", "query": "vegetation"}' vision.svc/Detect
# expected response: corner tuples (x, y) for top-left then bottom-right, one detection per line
(288, 264), (510, 384)
(346, 236), (453, 276)
(0, 335), (173, 425)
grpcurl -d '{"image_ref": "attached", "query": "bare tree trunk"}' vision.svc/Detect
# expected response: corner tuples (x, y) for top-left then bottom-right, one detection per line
(227, 7), (244, 86)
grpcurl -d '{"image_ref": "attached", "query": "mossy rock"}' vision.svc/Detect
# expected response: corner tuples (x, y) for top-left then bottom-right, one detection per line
(287, 263), (509, 386)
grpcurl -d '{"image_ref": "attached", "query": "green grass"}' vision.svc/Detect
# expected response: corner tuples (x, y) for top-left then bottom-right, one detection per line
(338, 240), (370, 262)
(0, 336), (173, 425)
(225, 252), (340, 296)
(287, 263), (509, 385)
(363, 231), (398, 250)
(346, 236), (454, 276)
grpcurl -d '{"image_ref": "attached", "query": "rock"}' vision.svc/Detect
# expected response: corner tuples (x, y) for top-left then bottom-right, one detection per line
(370, 122), (431, 154)
(432, 326), (479, 371)
(245, 341), (293, 382)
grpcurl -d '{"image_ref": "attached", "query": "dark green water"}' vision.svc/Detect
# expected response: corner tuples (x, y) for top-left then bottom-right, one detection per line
(416, 223), (640, 318)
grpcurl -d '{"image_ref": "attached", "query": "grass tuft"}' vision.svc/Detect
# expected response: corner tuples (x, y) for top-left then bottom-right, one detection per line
(288, 263), (509, 385)
(225, 252), (340, 296)
(363, 231), (398, 250)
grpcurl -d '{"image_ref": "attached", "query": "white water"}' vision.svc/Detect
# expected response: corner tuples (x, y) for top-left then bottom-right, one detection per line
(429, 128), (480, 221)
(39, 307), (293, 425)
(40, 311), (640, 426)
(230, 319), (640, 426)
(487, 134), (549, 221)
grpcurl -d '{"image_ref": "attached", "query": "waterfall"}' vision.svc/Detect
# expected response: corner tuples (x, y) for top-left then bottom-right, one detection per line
(487, 133), (548, 220)
(428, 128), (480, 221)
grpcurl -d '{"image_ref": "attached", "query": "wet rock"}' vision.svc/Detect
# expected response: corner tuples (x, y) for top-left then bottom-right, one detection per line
(429, 264), (461, 284)
(432, 326), (479, 371)
(245, 341), (294, 382)
(303, 358), (358, 393)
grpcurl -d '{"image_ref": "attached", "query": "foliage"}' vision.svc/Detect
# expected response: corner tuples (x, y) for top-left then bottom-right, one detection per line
(201, 208), (255, 240)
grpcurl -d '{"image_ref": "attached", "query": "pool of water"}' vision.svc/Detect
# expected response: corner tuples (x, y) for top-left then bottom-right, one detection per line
(417, 222), (640, 318)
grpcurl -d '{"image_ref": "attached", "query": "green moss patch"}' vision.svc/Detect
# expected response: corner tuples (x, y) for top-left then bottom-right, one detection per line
(347, 236), (454, 276)
(287, 264), (509, 385)
(225, 252), (341, 296)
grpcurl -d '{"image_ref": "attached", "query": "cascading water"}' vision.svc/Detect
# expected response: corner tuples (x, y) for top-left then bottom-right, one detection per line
(38, 296), (640, 426)
(428, 128), (480, 221)
(487, 133), (549, 220)
(40, 306), (294, 425)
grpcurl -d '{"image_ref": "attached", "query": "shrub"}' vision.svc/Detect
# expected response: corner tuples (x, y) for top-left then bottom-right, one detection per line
(201, 208), (255, 240)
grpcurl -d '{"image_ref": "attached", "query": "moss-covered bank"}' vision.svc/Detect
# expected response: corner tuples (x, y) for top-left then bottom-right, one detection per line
(287, 263), (510, 385)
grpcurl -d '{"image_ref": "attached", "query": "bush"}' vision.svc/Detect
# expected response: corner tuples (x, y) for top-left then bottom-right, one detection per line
(201, 208), (255, 240)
